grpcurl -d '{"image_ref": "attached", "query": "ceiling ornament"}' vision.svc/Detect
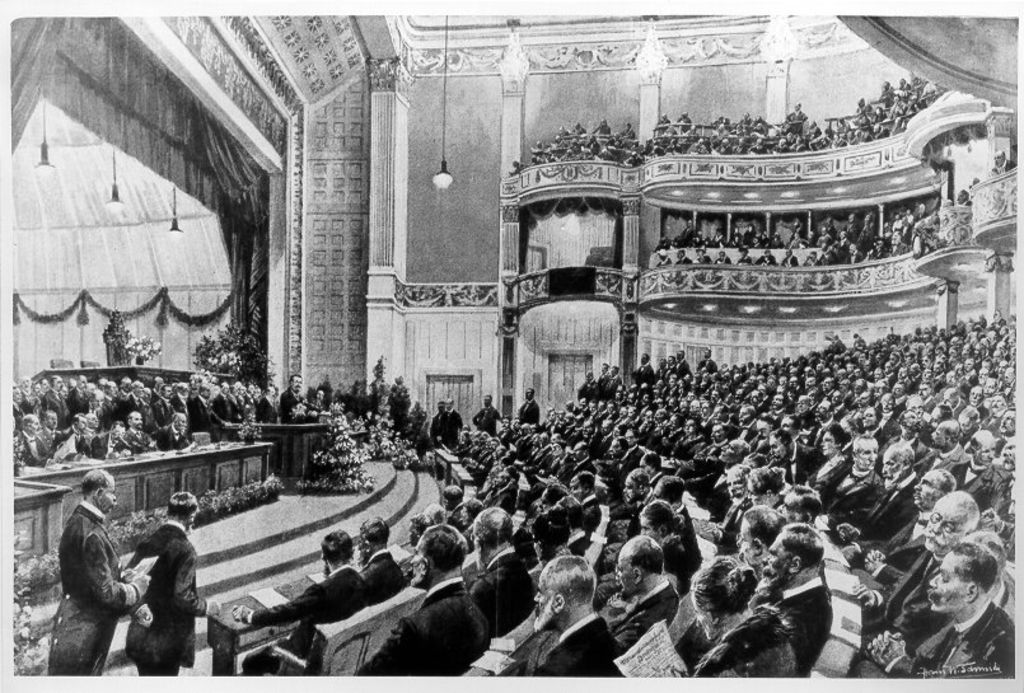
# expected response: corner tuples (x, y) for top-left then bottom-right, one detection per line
(760, 16), (800, 63)
(254, 16), (365, 101)
(499, 27), (531, 92)
(635, 21), (668, 84)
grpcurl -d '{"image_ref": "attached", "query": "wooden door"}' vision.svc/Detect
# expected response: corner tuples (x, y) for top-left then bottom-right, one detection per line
(547, 354), (593, 411)
(425, 374), (476, 423)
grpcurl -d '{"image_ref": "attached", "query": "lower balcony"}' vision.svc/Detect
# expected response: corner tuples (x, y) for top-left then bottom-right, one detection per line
(972, 169), (1017, 254)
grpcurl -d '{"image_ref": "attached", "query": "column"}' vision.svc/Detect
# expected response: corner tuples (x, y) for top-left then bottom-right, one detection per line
(266, 171), (288, 389)
(986, 107), (1015, 166)
(806, 211), (813, 236)
(636, 21), (667, 141)
(936, 280), (960, 330)
(878, 204), (885, 231)
(765, 61), (791, 124)
(500, 204), (521, 276)
(499, 309), (519, 417)
(639, 81), (660, 146)
(726, 213), (733, 245)
(366, 58), (412, 381)
(499, 34), (528, 173)
(765, 212), (772, 243)
(620, 311), (638, 387)
(622, 197), (641, 271)
(986, 253), (1014, 320)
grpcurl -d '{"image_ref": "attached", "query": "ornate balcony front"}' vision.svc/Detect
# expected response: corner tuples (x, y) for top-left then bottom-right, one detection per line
(508, 266), (634, 311)
(972, 169), (1017, 254)
(902, 91), (993, 158)
(502, 161), (640, 205)
(914, 203), (988, 281)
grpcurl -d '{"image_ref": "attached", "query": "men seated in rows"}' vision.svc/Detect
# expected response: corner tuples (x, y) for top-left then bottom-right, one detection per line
(470, 508), (536, 638)
(605, 535), (679, 654)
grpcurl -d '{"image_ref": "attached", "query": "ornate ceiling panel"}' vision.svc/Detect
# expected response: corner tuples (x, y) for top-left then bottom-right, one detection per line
(254, 16), (366, 101)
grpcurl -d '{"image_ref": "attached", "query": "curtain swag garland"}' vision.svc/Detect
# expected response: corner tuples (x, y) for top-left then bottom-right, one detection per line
(13, 288), (233, 328)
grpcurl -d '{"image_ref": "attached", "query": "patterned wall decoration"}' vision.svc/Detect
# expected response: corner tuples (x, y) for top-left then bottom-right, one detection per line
(304, 78), (370, 385)
(163, 17), (288, 154)
(394, 282), (499, 309)
(254, 16), (365, 101)
(401, 18), (866, 77)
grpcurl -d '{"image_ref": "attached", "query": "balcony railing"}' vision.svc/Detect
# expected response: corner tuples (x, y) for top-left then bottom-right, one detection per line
(638, 254), (928, 302)
(972, 169), (1017, 250)
(512, 267), (630, 308)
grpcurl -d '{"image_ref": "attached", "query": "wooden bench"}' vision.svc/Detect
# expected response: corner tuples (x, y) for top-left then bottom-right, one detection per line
(309, 587), (426, 675)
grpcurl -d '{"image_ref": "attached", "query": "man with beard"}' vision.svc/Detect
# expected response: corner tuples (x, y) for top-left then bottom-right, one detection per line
(856, 491), (980, 651)
(755, 523), (832, 677)
(472, 394), (501, 437)
(820, 435), (885, 530)
(769, 428), (818, 485)
(917, 420), (968, 485)
(708, 464), (753, 553)
(360, 525), (488, 675)
(49, 470), (151, 674)
(533, 555), (621, 676)
(962, 431), (1014, 517)
(737, 505), (787, 579)
(858, 442), (920, 541)
(607, 468), (650, 542)
(518, 388), (541, 427)
(604, 535), (678, 655)
(357, 518), (406, 606)
(867, 542), (1013, 678)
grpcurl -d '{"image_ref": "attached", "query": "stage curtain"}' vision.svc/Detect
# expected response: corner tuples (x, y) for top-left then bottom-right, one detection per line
(12, 18), (269, 346)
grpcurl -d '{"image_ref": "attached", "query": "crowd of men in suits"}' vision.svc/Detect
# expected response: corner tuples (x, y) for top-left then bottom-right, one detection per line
(653, 199), (941, 268)
(12, 372), (325, 470)
(521, 78), (940, 170)
(43, 312), (1016, 677)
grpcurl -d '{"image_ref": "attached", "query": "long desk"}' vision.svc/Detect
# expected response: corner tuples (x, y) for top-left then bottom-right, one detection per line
(18, 442), (273, 522)
(224, 423), (330, 479)
(14, 480), (73, 555)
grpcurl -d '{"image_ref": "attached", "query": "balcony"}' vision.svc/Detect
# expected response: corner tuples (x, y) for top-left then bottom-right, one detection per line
(502, 132), (940, 211)
(972, 169), (1017, 254)
(914, 203), (988, 281)
(509, 267), (632, 310)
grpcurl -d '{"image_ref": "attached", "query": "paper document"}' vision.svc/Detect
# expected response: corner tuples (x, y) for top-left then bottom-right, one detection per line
(471, 650), (515, 675)
(830, 597), (863, 648)
(824, 568), (860, 596)
(131, 556), (159, 576)
(250, 588), (289, 609)
(307, 573), (326, 584)
(821, 539), (850, 567)
(614, 621), (687, 678)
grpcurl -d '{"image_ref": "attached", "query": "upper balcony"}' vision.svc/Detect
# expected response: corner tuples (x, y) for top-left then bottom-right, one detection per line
(501, 132), (940, 211)
(972, 169), (1017, 254)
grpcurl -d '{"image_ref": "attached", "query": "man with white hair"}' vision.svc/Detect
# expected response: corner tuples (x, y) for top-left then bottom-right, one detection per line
(962, 429), (1013, 517)
(533, 555), (620, 676)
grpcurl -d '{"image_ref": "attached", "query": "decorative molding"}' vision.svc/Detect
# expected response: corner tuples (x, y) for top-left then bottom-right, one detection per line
(985, 253), (1014, 273)
(595, 268), (623, 299)
(163, 17), (288, 154)
(622, 198), (641, 216)
(972, 170), (1017, 236)
(255, 16), (365, 101)
(636, 22), (668, 83)
(936, 280), (960, 296)
(639, 255), (927, 301)
(499, 29), (530, 93)
(288, 113), (305, 376)
(501, 204), (520, 223)
(934, 203), (974, 248)
(222, 17), (303, 112)
(395, 282), (499, 308)
(368, 57), (413, 96)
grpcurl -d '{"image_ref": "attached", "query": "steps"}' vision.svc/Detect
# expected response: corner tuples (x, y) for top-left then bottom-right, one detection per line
(29, 463), (442, 676)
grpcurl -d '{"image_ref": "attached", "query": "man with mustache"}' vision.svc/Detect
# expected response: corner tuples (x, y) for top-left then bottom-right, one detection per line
(867, 542), (1013, 678)
(737, 505), (787, 579)
(753, 523), (832, 677)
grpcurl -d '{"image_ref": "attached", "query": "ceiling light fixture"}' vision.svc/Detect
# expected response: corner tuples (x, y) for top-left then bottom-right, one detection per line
(36, 101), (54, 171)
(106, 149), (125, 214)
(432, 16), (454, 190)
(169, 186), (182, 234)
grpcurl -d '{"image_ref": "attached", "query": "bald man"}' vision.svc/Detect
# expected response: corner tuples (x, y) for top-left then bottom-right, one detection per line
(533, 556), (621, 677)
(605, 535), (678, 654)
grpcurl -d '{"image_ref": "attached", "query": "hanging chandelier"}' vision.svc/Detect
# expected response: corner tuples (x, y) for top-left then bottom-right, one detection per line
(106, 149), (125, 213)
(169, 186), (182, 233)
(432, 15), (453, 190)
(36, 101), (54, 171)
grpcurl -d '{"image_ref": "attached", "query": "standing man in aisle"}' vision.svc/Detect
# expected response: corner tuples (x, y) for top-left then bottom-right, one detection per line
(49, 470), (151, 675)
(472, 394), (501, 436)
(125, 492), (219, 676)
(519, 388), (541, 426)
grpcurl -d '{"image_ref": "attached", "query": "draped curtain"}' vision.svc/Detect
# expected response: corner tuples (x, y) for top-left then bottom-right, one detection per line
(11, 17), (270, 348)
(521, 197), (623, 271)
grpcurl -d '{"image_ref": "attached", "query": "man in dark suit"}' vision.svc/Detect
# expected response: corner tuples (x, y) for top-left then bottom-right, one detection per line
(42, 376), (70, 429)
(961, 430), (1013, 517)
(470, 508), (535, 638)
(757, 523), (833, 676)
(91, 421), (130, 459)
(633, 354), (657, 391)
(358, 517), (407, 605)
(151, 384), (175, 430)
(169, 384), (189, 417)
(67, 378), (92, 418)
(605, 536), (679, 654)
(255, 385), (280, 424)
(210, 383), (242, 437)
(360, 524), (489, 675)
(234, 531), (367, 675)
(18, 414), (50, 467)
(186, 385), (213, 434)
(822, 435), (885, 528)
(49, 470), (151, 675)
(123, 411), (156, 455)
(518, 388), (541, 426)
(859, 442), (920, 541)
(868, 542), (1014, 678)
(125, 492), (218, 675)
(472, 395), (501, 436)
(769, 429), (819, 485)
(155, 413), (195, 452)
(429, 401), (455, 449)
(279, 374), (314, 424)
(533, 555), (621, 676)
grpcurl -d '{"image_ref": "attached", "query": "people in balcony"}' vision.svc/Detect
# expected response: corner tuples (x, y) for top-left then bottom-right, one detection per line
(755, 248), (777, 266)
(991, 151), (1016, 175)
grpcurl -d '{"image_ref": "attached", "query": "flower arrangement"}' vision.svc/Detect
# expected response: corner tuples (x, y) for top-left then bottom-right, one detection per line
(194, 323), (272, 386)
(298, 412), (375, 494)
(126, 335), (162, 364)
(238, 413), (263, 443)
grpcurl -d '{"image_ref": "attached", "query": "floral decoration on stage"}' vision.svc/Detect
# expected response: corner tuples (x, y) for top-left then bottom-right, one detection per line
(298, 407), (375, 495)
(126, 335), (163, 365)
(194, 322), (273, 386)
(238, 413), (263, 443)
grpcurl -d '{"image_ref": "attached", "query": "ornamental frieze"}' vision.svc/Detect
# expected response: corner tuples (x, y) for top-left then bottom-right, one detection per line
(972, 170), (1017, 230)
(395, 282), (499, 308)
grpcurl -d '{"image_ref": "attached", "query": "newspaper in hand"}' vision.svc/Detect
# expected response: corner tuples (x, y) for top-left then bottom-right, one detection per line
(613, 621), (687, 678)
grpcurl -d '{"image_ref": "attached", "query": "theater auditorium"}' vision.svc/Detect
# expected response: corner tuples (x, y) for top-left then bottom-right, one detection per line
(8, 13), (1019, 680)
